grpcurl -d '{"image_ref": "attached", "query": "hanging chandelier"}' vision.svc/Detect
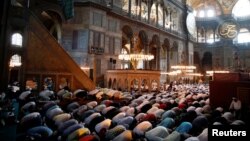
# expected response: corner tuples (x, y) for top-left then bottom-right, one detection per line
(118, 52), (154, 61)
(171, 65), (196, 70)
(167, 65), (197, 76)
(118, 50), (154, 70)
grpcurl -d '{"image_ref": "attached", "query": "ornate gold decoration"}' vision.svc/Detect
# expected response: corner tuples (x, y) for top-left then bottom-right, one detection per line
(119, 34), (154, 70)
(118, 51), (154, 70)
(218, 20), (238, 39)
(218, 0), (238, 9)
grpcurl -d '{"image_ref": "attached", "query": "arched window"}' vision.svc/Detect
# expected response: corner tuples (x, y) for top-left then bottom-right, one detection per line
(141, 2), (148, 20)
(198, 28), (206, 43)
(207, 9), (215, 17)
(9, 54), (22, 67)
(11, 33), (23, 47)
(122, 0), (129, 13)
(196, 7), (215, 18)
(131, 0), (140, 17)
(150, 3), (157, 24)
(199, 10), (205, 17)
(236, 28), (250, 43)
(232, 0), (250, 17)
(207, 34), (214, 44)
(156, 4), (164, 27)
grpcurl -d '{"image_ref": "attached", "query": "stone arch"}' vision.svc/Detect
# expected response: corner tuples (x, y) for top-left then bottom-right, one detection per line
(112, 78), (117, 90)
(160, 44), (166, 59)
(169, 41), (178, 65)
(161, 38), (170, 57)
(149, 34), (160, 70)
(171, 41), (178, 54)
(34, 2), (65, 20)
(202, 52), (213, 71)
(163, 38), (170, 51)
(121, 25), (134, 69)
(150, 2), (157, 25)
(117, 79), (122, 91)
(122, 25), (134, 52)
(122, 36), (130, 53)
(172, 41), (178, 51)
(205, 28), (216, 43)
(161, 38), (170, 73)
(197, 26), (206, 42)
(39, 10), (63, 42)
(122, 25), (133, 39)
(130, 30), (149, 53)
(194, 51), (202, 72)
(138, 30), (148, 48)
(124, 79), (129, 91)
(171, 8), (178, 30)
(108, 78), (112, 88)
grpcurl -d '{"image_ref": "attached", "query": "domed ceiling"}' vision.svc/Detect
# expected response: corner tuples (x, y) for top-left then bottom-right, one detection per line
(187, 0), (239, 15)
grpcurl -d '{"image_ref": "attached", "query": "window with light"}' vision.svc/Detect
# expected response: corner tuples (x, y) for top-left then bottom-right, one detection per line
(9, 54), (22, 67)
(236, 28), (250, 43)
(207, 9), (214, 17)
(11, 33), (23, 47)
(232, 0), (250, 17)
(198, 10), (205, 17)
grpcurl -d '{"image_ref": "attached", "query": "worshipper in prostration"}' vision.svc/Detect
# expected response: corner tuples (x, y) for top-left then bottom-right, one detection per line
(229, 97), (242, 119)
(13, 83), (224, 141)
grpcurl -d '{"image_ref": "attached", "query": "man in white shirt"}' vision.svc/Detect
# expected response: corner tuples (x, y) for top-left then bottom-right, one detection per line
(229, 97), (242, 119)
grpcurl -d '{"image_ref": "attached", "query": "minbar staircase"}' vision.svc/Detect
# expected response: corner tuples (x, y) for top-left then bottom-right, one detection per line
(25, 13), (95, 92)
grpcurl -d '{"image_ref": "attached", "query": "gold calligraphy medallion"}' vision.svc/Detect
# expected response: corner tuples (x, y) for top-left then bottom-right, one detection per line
(218, 20), (238, 39)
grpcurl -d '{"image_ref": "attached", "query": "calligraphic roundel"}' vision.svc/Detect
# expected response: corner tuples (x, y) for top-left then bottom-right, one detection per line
(218, 20), (239, 39)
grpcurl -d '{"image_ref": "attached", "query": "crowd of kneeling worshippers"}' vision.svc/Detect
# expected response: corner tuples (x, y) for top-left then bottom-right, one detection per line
(1, 83), (248, 141)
